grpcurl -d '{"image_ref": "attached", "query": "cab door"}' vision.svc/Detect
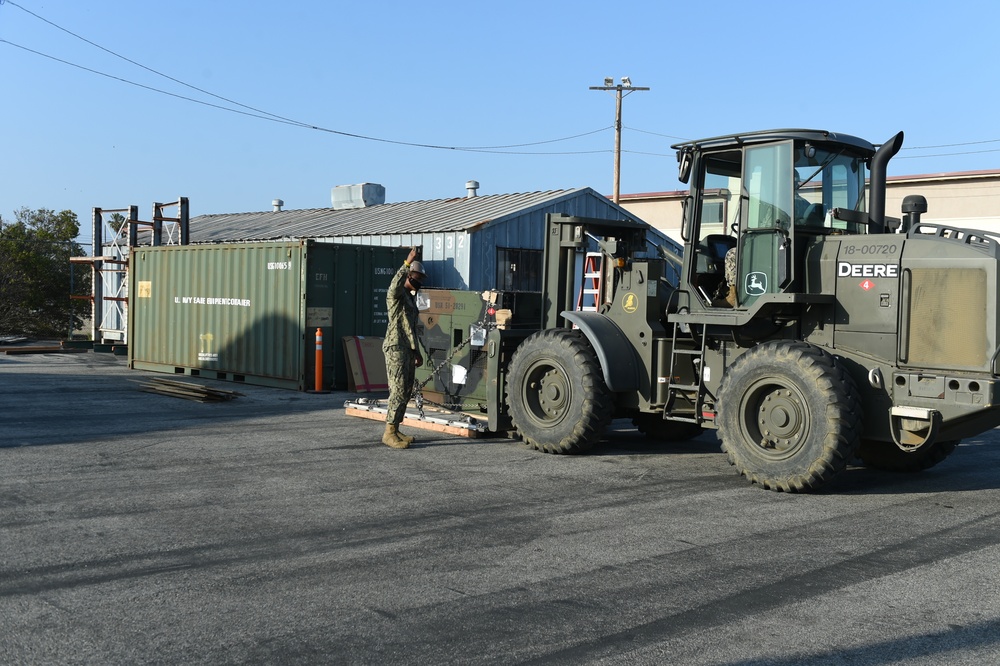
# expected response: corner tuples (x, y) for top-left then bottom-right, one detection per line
(737, 142), (795, 307)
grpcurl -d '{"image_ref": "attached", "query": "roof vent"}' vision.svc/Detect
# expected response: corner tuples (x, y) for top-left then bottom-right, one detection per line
(465, 180), (479, 198)
(331, 183), (386, 210)
(272, 199), (284, 212)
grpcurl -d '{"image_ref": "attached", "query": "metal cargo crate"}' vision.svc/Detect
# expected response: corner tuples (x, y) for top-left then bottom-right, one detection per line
(414, 288), (542, 410)
(128, 241), (408, 390)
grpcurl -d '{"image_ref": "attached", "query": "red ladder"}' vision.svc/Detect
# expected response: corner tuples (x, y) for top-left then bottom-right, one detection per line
(576, 252), (602, 311)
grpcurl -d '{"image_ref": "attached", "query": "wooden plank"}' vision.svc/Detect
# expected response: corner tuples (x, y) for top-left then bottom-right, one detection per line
(137, 377), (243, 402)
(69, 256), (124, 263)
(147, 377), (245, 397)
(139, 386), (213, 402)
(345, 407), (480, 438)
(3, 347), (88, 355)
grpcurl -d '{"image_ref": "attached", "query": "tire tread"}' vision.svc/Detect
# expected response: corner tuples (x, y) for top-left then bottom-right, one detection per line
(507, 329), (612, 454)
(717, 341), (862, 492)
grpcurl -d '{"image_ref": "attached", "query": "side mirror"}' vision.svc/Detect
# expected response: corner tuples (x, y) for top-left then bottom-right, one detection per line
(677, 149), (693, 184)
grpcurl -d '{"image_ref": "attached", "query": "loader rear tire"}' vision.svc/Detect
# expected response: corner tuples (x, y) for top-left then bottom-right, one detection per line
(857, 439), (959, 472)
(507, 329), (612, 454)
(717, 341), (862, 492)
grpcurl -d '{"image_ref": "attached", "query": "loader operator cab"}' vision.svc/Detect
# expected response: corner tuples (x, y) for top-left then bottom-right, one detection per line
(675, 130), (875, 310)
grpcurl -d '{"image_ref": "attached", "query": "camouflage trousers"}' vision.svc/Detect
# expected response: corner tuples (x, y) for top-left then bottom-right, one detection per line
(384, 347), (416, 426)
(722, 247), (738, 307)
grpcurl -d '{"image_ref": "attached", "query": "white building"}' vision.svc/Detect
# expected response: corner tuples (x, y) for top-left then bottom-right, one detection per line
(618, 169), (1000, 244)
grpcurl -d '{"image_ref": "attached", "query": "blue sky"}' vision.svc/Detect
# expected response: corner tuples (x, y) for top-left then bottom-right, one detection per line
(1, 0), (998, 246)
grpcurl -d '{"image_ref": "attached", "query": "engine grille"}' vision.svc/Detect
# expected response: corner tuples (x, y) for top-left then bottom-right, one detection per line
(906, 268), (989, 369)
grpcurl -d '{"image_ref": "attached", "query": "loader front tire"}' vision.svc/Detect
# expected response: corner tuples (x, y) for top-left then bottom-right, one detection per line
(507, 329), (612, 454)
(717, 341), (862, 492)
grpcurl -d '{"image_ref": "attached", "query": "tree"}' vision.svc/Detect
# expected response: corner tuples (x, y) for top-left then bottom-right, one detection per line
(0, 208), (92, 337)
(108, 212), (127, 236)
(0, 227), (29, 331)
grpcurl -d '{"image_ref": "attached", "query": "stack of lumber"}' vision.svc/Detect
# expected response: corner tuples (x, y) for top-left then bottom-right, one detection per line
(2, 342), (87, 354)
(138, 377), (244, 402)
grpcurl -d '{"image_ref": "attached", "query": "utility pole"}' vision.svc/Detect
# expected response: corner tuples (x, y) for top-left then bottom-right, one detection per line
(589, 77), (650, 204)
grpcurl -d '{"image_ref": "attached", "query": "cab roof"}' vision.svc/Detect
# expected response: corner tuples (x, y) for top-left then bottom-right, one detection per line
(671, 129), (877, 156)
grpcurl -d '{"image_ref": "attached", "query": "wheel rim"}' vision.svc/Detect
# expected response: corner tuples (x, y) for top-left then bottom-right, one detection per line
(738, 378), (810, 460)
(521, 359), (573, 427)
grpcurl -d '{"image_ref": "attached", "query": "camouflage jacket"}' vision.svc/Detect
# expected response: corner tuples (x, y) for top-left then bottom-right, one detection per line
(382, 262), (421, 356)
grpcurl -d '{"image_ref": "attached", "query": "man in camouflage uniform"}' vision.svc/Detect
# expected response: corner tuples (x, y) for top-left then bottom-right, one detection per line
(723, 246), (737, 307)
(381, 247), (426, 449)
(712, 246), (738, 308)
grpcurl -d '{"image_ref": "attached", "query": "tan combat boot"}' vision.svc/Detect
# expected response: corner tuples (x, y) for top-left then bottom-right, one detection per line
(397, 429), (415, 446)
(382, 423), (409, 449)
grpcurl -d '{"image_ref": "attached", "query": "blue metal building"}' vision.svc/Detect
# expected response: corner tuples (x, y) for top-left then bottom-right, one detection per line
(187, 187), (681, 291)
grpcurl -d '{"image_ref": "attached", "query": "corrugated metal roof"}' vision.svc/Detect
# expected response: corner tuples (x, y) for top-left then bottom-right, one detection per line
(188, 189), (599, 243)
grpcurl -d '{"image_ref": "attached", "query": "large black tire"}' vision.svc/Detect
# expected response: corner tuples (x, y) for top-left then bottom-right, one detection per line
(857, 439), (960, 472)
(506, 329), (612, 454)
(633, 414), (704, 442)
(717, 341), (862, 492)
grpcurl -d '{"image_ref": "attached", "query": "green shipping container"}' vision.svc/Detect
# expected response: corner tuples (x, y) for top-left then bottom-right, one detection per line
(128, 241), (409, 390)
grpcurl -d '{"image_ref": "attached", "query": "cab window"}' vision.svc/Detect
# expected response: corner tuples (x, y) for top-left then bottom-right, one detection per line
(745, 143), (793, 230)
(690, 153), (741, 304)
(793, 146), (868, 231)
(739, 142), (793, 305)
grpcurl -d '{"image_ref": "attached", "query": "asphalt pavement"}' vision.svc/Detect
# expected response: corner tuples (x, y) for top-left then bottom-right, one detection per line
(2, 350), (1000, 665)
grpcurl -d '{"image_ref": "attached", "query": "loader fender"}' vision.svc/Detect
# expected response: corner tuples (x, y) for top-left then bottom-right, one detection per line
(560, 311), (640, 391)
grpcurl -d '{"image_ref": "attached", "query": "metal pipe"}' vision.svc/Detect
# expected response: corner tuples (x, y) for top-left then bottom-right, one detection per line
(563, 247), (576, 328)
(92, 207), (103, 343)
(869, 131), (904, 233)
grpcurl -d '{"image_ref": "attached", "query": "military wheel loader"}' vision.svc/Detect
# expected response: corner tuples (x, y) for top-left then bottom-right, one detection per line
(416, 128), (1000, 492)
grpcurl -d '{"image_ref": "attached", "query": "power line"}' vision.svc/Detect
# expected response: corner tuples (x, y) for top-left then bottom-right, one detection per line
(897, 148), (1000, 159)
(3, 0), (309, 128)
(626, 123), (1000, 159)
(0, 39), (314, 126)
(624, 126), (689, 141)
(622, 149), (673, 157)
(903, 138), (1000, 150)
(0, 4), (612, 155)
(897, 137), (1000, 159)
(0, 38), (610, 154)
(12, 0), (996, 163)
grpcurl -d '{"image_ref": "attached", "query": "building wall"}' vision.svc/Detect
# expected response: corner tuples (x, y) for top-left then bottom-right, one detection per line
(325, 191), (644, 292)
(616, 198), (679, 233)
(323, 231), (472, 292)
(618, 192), (686, 243)
(469, 193), (639, 292)
(620, 170), (1000, 243)
(885, 172), (1000, 232)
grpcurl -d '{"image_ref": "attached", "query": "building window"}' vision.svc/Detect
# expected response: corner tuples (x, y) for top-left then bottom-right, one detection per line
(496, 248), (542, 292)
(702, 200), (725, 228)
